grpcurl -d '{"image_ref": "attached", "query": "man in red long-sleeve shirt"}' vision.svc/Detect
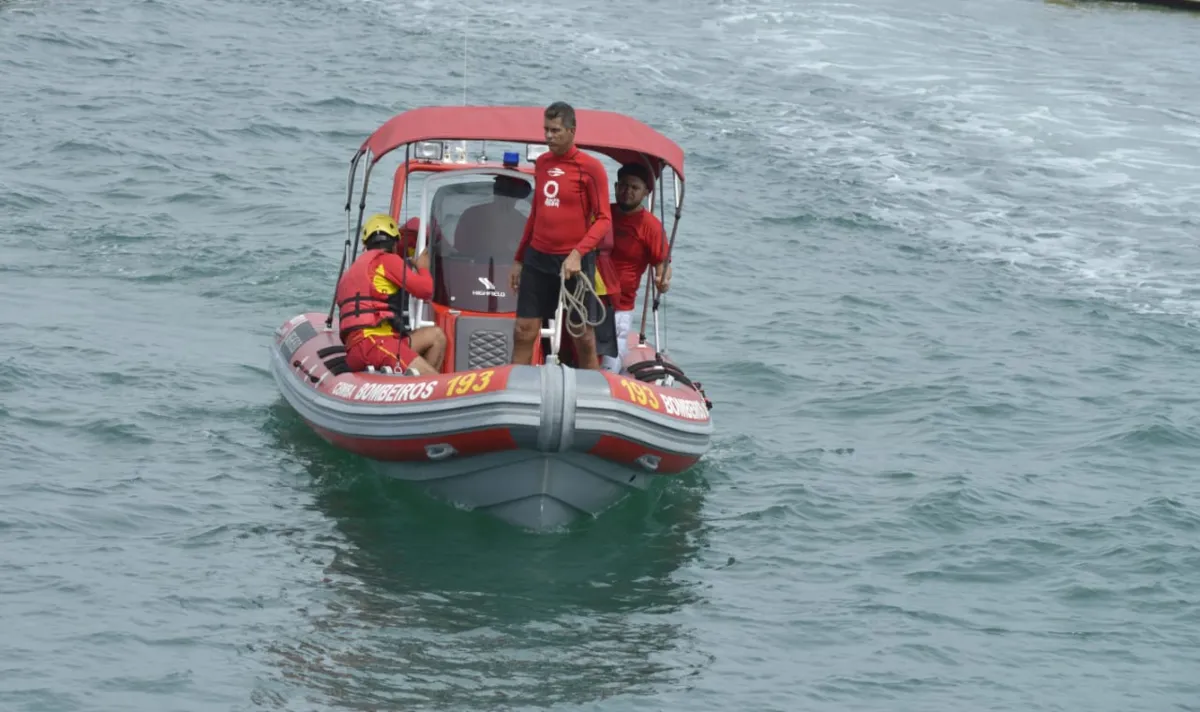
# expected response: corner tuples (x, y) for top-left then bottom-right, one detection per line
(509, 101), (612, 370)
(599, 162), (672, 372)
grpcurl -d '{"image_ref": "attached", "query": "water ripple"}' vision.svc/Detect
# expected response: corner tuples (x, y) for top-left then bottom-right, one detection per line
(3, 0), (1200, 710)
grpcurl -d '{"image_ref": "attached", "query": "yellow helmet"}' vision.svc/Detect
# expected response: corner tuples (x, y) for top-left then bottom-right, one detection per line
(361, 213), (400, 245)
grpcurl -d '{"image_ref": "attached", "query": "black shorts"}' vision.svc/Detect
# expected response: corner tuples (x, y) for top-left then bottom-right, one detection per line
(594, 297), (618, 358)
(516, 247), (606, 332)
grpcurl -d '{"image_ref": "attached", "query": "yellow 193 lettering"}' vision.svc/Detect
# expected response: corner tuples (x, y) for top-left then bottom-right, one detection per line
(620, 379), (660, 410)
(445, 369), (494, 397)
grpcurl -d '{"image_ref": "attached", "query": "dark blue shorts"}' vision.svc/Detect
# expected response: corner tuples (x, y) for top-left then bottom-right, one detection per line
(516, 247), (605, 330)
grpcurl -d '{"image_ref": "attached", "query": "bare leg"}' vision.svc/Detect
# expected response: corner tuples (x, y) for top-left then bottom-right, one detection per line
(511, 317), (541, 365)
(571, 326), (600, 370)
(405, 355), (440, 377)
(409, 326), (446, 371)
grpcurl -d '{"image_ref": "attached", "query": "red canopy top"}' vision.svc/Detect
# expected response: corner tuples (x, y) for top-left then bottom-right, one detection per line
(360, 105), (685, 180)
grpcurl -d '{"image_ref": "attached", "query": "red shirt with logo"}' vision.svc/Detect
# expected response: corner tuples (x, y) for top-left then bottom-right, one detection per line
(609, 205), (668, 311)
(514, 146), (612, 261)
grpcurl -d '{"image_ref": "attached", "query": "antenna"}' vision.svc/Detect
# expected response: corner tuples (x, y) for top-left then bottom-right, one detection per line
(461, 5), (468, 105)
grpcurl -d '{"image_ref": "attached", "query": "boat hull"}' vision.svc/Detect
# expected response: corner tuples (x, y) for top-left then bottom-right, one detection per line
(269, 312), (713, 530)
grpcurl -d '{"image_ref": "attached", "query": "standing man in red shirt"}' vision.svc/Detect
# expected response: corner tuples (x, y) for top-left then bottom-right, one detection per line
(599, 163), (672, 372)
(509, 102), (613, 370)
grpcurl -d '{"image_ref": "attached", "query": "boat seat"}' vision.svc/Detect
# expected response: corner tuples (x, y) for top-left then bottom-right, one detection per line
(453, 315), (515, 371)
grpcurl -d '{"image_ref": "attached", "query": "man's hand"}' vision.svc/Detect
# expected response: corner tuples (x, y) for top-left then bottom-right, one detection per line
(415, 247), (430, 271)
(654, 263), (672, 293)
(562, 249), (583, 279)
(510, 263), (522, 292)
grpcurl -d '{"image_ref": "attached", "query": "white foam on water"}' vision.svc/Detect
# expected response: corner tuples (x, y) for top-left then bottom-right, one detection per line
(760, 2), (1200, 322)
(345, 0), (1200, 324)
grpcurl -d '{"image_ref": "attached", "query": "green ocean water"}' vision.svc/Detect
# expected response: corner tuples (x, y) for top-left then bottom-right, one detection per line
(2, 0), (1200, 710)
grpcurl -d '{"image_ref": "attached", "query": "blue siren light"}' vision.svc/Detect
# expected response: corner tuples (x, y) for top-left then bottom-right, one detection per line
(502, 151), (520, 167)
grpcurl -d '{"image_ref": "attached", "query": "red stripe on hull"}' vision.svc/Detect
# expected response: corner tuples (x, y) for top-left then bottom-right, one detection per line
(587, 435), (698, 475)
(301, 423), (696, 476)
(307, 423), (518, 462)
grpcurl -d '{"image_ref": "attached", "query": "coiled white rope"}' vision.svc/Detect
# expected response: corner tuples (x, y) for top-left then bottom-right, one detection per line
(557, 267), (607, 341)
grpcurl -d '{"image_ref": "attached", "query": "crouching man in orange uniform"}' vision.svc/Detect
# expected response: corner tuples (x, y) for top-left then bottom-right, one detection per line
(335, 213), (446, 376)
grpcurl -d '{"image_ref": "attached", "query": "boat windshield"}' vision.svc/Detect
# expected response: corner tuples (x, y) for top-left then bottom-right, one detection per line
(428, 174), (532, 314)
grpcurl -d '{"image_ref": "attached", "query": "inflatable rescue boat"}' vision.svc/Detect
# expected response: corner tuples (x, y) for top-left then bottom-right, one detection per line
(270, 105), (713, 530)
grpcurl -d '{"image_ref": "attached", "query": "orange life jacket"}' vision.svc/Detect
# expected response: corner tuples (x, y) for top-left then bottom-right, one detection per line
(335, 250), (410, 342)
